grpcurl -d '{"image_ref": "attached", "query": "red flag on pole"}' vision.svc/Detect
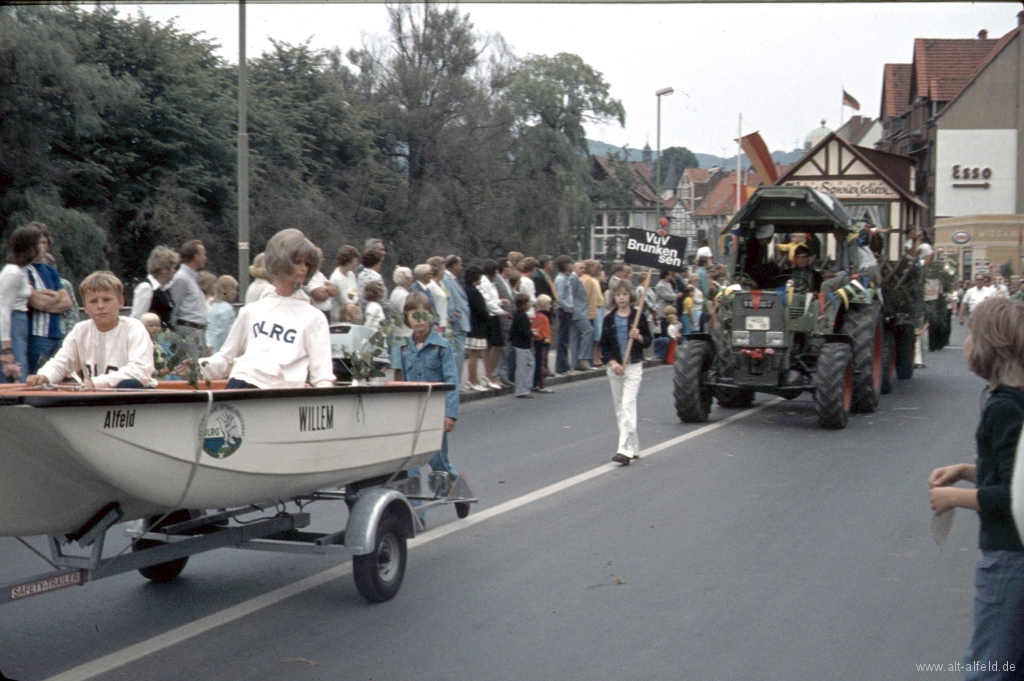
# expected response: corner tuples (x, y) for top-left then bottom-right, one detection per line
(842, 90), (860, 111)
(738, 131), (778, 185)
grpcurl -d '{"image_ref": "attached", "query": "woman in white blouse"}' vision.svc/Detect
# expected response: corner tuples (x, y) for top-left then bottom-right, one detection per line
(0, 225), (42, 383)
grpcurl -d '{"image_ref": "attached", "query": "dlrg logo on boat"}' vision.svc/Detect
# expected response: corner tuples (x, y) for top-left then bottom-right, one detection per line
(201, 405), (245, 459)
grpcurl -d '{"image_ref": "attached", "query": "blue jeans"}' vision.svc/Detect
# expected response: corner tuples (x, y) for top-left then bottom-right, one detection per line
(408, 431), (457, 512)
(569, 318), (593, 369)
(533, 342), (549, 388)
(28, 335), (62, 375)
(653, 336), (670, 360)
(3, 310), (30, 383)
(555, 308), (573, 373)
(963, 551), (1024, 680)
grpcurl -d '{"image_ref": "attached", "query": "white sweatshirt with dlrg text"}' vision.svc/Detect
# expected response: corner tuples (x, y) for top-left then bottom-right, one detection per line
(200, 291), (334, 389)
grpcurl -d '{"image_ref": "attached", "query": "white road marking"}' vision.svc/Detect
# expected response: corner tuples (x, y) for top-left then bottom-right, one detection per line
(44, 399), (780, 681)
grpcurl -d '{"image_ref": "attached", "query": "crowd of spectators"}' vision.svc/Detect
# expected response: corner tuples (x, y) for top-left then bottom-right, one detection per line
(2, 224), (734, 388)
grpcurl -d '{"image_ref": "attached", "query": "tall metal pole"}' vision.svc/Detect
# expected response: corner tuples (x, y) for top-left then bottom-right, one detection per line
(654, 87), (673, 226)
(237, 0), (250, 296)
(656, 95), (661, 219)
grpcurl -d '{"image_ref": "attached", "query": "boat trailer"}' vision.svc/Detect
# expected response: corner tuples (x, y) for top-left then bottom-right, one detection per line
(1, 472), (476, 607)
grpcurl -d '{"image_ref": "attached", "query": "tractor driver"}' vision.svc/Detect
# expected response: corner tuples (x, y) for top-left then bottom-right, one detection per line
(782, 244), (823, 292)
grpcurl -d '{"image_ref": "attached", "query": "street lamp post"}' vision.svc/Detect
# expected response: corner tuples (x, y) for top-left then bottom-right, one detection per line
(655, 87), (674, 228)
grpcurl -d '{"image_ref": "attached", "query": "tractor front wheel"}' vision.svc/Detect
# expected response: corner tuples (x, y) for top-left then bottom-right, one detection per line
(674, 341), (713, 423)
(815, 342), (853, 430)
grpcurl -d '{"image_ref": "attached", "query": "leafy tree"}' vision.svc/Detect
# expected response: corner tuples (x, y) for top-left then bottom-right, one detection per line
(659, 146), (699, 172)
(246, 40), (391, 258)
(68, 8), (236, 277)
(0, 6), (132, 272)
(347, 3), (515, 264)
(504, 52), (626, 255)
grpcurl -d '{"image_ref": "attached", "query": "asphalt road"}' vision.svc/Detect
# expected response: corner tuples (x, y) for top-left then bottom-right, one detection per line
(1, 325), (989, 681)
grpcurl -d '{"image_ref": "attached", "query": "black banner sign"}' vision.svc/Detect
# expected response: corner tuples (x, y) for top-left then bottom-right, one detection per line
(622, 228), (688, 272)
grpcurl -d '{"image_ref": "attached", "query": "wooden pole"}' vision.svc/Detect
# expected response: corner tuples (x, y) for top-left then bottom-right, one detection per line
(623, 267), (653, 364)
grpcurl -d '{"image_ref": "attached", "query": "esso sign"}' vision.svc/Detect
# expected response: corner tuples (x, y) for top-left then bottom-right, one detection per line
(951, 231), (972, 245)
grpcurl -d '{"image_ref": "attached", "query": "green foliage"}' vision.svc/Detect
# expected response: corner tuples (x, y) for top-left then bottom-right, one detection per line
(659, 147), (699, 173)
(7, 187), (107, 284)
(155, 330), (210, 388)
(1, 3), (636, 281)
(342, 326), (390, 382)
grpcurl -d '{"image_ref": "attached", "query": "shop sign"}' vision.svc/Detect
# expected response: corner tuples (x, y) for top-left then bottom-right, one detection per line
(783, 179), (898, 200)
(935, 130), (1017, 215)
(950, 231), (971, 245)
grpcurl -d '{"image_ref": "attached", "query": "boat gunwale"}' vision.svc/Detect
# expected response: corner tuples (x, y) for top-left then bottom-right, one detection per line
(0, 382), (454, 408)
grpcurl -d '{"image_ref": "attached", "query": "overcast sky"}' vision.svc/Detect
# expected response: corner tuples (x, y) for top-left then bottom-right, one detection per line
(123, 2), (1021, 157)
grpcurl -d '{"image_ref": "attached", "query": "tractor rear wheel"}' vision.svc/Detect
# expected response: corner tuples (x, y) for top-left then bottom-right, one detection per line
(815, 342), (853, 430)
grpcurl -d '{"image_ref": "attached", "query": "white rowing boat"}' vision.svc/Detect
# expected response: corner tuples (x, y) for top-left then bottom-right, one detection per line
(0, 382), (450, 537)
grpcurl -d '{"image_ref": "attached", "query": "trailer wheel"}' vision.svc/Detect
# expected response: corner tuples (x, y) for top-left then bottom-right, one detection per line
(353, 510), (407, 603)
(132, 510), (193, 583)
(455, 502), (471, 519)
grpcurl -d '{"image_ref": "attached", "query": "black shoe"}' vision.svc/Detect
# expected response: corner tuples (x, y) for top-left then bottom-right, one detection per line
(612, 453), (631, 466)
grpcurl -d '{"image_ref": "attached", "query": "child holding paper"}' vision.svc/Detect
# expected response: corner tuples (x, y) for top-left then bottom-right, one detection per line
(928, 297), (1024, 679)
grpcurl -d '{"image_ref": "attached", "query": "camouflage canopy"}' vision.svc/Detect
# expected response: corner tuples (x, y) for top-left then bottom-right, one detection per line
(727, 186), (855, 236)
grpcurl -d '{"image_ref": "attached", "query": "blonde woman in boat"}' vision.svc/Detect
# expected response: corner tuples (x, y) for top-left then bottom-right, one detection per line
(193, 229), (334, 389)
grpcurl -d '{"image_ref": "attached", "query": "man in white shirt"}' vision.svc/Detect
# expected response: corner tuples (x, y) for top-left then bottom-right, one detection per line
(959, 274), (994, 325)
(426, 257), (449, 333)
(303, 248), (339, 320)
(696, 238), (714, 262)
(329, 245), (360, 320)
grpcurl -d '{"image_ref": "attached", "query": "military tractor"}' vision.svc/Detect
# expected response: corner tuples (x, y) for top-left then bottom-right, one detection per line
(673, 186), (884, 429)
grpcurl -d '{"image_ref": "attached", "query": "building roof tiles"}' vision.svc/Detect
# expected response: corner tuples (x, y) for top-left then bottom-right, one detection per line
(881, 63), (913, 118)
(911, 37), (998, 102)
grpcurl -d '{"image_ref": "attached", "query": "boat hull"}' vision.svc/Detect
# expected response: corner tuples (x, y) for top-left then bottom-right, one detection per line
(0, 384), (449, 537)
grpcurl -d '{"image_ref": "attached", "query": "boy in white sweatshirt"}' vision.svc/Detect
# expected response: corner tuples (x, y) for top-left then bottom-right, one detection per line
(27, 271), (156, 389)
(198, 229), (335, 389)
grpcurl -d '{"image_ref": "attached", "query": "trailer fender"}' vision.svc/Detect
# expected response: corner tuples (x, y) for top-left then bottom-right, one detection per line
(345, 487), (417, 556)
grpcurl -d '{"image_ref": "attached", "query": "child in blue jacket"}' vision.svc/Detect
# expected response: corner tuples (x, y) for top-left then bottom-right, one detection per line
(400, 292), (460, 497)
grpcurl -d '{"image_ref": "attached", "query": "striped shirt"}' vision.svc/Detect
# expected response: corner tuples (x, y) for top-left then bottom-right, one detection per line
(167, 264), (208, 326)
(26, 263), (64, 339)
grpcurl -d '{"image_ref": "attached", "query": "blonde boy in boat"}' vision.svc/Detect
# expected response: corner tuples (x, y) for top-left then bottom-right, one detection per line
(26, 271), (157, 389)
(196, 229), (334, 389)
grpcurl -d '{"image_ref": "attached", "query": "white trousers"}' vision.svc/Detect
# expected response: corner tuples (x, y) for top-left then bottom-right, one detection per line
(608, 362), (643, 458)
(914, 331), (927, 366)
